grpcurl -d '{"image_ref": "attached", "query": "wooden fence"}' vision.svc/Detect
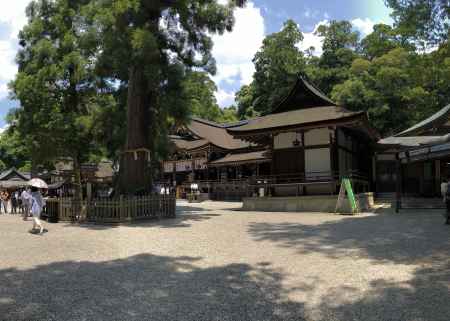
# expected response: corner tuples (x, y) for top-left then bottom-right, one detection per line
(43, 195), (176, 223)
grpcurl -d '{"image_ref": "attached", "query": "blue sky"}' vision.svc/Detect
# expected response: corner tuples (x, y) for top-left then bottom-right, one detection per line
(0, 0), (392, 130)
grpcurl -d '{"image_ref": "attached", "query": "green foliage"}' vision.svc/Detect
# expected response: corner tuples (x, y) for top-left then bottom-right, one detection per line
(10, 0), (114, 176)
(0, 126), (30, 171)
(85, 0), (246, 191)
(235, 15), (450, 137)
(235, 84), (256, 119)
(237, 20), (307, 116)
(182, 71), (222, 122)
(218, 105), (239, 123)
(307, 20), (360, 94)
(385, 0), (450, 45)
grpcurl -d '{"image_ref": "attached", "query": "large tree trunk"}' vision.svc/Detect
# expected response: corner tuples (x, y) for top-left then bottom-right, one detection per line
(73, 155), (83, 202)
(118, 66), (151, 195)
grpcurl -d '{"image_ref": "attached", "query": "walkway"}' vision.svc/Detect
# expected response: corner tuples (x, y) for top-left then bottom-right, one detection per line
(0, 201), (449, 320)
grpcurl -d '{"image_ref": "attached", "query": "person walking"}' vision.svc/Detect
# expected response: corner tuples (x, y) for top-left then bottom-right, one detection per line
(21, 188), (31, 220)
(17, 189), (23, 213)
(11, 190), (18, 214)
(0, 190), (8, 214)
(30, 186), (46, 234)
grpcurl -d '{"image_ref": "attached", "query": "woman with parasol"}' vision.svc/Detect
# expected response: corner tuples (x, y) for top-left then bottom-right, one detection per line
(28, 178), (48, 234)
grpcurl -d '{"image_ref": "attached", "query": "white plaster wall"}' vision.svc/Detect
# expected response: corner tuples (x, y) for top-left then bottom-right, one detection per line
(304, 128), (330, 146)
(274, 132), (299, 149)
(305, 148), (331, 179)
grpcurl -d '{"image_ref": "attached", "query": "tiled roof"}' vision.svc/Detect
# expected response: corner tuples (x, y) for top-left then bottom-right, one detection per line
(186, 118), (251, 150)
(395, 104), (450, 137)
(208, 150), (270, 166)
(228, 106), (364, 134)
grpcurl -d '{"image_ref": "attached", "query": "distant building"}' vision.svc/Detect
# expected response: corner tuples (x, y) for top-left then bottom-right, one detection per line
(0, 168), (30, 189)
(377, 104), (450, 201)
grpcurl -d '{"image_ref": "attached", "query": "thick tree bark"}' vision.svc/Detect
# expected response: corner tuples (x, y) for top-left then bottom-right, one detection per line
(73, 155), (83, 202)
(118, 66), (151, 195)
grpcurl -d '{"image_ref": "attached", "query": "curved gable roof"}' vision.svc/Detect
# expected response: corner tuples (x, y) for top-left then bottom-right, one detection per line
(395, 104), (450, 137)
(270, 76), (336, 114)
(186, 118), (250, 150)
(0, 168), (29, 181)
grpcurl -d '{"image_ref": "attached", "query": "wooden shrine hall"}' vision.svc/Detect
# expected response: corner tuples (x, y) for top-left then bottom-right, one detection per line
(377, 104), (450, 210)
(160, 76), (379, 211)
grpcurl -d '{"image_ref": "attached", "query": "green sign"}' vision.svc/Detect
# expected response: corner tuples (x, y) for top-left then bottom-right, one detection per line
(343, 178), (358, 213)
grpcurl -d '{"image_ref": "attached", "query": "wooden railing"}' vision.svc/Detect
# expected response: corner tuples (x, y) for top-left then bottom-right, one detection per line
(43, 195), (176, 223)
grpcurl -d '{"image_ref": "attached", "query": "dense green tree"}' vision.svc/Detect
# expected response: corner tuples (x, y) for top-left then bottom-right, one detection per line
(0, 123), (31, 172)
(331, 48), (435, 135)
(218, 105), (239, 123)
(307, 20), (360, 94)
(87, 0), (246, 194)
(235, 84), (257, 119)
(250, 19), (306, 114)
(10, 0), (112, 200)
(183, 71), (222, 122)
(360, 23), (408, 59)
(386, 0), (450, 45)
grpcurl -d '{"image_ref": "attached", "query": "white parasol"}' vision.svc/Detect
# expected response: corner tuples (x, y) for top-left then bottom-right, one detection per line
(28, 178), (48, 189)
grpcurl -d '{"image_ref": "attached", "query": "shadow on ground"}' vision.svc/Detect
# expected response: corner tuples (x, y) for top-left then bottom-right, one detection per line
(248, 210), (450, 321)
(248, 211), (450, 263)
(0, 254), (305, 321)
(315, 259), (450, 321)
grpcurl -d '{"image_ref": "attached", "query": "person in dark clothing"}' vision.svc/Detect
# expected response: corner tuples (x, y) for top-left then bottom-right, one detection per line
(11, 190), (18, 214)
(445, 180), (450, 225)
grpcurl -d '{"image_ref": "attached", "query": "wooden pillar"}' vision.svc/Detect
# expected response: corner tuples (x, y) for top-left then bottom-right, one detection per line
(270, 134), (275, 175)
(435, 159), (441, 196)
(86, 182), (92, 201)
(395, 158), (402, 213)
(372, 153), (377, 195)
(172, 161), (176, 187)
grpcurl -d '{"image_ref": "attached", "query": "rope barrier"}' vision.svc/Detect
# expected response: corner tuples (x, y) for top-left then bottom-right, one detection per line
(122, 148), (151, 161)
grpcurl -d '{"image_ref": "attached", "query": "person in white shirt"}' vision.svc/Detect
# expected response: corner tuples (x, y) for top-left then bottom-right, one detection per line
(21, 188), (32, 220)
(30, 186), (45, 234)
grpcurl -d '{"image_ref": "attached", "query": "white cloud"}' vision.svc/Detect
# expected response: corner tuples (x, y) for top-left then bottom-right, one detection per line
(297, 20), (328, 57)
(0, 0), (30, 101)
(351, 18), (375, 37)
(0, 124), (7, 135)
(0, 83), (8, 99)
(211, 2), (265, 92)
(215, 89), (235, 107)
(0, 0), (29, 40)
(0, 40), (18, 85)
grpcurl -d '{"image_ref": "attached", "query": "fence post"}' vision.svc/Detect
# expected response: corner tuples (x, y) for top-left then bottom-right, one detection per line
(119, 195), (124, 222)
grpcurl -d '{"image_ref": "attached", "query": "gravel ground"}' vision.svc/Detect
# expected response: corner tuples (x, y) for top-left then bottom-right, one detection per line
(0, 201), (449, 321)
